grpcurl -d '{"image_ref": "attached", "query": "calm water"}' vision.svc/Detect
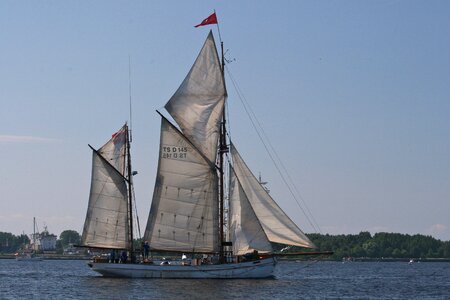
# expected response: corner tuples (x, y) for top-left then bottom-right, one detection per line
(1, 259), (449, 299)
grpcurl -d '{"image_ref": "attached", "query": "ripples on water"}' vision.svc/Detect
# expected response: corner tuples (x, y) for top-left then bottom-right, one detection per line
(1, 259), (449, 299)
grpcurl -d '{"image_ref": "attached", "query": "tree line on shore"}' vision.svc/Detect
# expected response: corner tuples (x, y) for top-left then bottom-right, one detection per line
(0, 230), (81, 254)
(2, 230), (449, 259)
(303, 232), (450, 259)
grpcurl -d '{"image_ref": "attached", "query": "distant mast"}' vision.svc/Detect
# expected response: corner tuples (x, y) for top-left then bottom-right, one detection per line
(33, 217), (36, 251)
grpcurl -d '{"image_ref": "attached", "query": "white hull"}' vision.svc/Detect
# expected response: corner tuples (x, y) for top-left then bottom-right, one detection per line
(89, 257), (276, 279)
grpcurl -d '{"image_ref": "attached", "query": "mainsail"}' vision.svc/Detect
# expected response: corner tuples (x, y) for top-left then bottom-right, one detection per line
(143, 31), (225, 253)
(144, 118), (219, 252)
(229, 143), (316, 250)
(164, 31), (226, 163)
(81, 125), (130, 249)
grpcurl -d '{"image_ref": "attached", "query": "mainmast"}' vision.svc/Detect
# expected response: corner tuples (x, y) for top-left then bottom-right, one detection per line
(126, 125), (135, 261)
(219, 40), (228, 263)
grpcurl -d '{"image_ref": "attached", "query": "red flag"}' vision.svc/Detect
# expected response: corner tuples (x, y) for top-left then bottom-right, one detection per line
(112, 126), (126, 140)
(194, 13), (218, 28)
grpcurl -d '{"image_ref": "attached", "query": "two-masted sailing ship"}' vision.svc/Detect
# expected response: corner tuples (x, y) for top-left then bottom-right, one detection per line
(81, 31), (322, 278)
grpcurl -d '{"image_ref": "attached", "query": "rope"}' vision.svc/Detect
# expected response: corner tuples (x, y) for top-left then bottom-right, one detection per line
(132, 184), (141, 240)
(225, 66), (322, 234)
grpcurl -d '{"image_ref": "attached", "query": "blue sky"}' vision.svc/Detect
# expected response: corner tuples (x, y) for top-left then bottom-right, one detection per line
(1, 1), (449, 241)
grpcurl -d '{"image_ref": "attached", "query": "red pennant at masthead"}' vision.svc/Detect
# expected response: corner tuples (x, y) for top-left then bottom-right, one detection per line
(194, 13), (218, 28)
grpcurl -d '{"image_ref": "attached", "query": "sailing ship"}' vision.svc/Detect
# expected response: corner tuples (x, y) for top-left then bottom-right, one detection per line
(15, 217), (43, 261)
(81, 31), (325, 278)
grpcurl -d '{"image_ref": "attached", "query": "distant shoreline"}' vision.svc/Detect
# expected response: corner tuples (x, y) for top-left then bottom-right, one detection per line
(276, 256), (450, 262)
(344, 257), (450, 262)
(0, 254), (90, 260)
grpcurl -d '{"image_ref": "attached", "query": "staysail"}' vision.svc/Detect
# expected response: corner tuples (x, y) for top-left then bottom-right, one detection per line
(144, 118), (219, 253)
(229, 143), (316, 249)
(164, 31), (226, 163)
(81, 125), (130, 249)
(229, 165), (273, 255)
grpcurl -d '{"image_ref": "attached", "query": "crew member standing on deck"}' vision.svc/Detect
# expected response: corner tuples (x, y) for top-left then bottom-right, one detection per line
(143, 241), (150, 260)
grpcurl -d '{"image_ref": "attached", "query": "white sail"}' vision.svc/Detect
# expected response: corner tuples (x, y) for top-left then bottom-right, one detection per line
(81, 126), (129, 249)
(230, 143), (316, 249)
(164, 31), (226, 163)
(229, 165), (273, 255)
(96, 125), (127, 175)
(144, 118), (219, 253)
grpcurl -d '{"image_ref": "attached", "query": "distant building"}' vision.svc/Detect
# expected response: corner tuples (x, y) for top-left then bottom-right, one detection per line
(32, 225), (57, 253)
(40, 234), (57, 252)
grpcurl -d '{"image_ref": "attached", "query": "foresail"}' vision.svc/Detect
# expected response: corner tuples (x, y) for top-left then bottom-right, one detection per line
(81, 149), (129, 249)
(144, 118), (219, 253)
(230, 143), (316, 249)
(164, 31), (226, 163)
(81, 125), (129, 249)
(229, 164), (273, 255)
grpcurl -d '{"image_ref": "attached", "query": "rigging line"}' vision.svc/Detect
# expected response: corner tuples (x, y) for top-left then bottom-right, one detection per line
(239, 97), (322, 233)
(225, 66), (320, 234)
(226, 66), (321, 233)
(132, 185), (142, 240)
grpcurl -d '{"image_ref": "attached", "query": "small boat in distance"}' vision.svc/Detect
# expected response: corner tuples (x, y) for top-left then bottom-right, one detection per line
(15, 217), (43, 261)
(15, 252), (42, 261)
(81, 30), (330, 278)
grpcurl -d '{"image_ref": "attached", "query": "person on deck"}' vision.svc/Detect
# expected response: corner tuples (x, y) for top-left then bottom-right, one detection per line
(242, 250), (259, 262)
(143, 241), (150, 260)
(109, 249), (116, 263)
(120, 251), (128, 263)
